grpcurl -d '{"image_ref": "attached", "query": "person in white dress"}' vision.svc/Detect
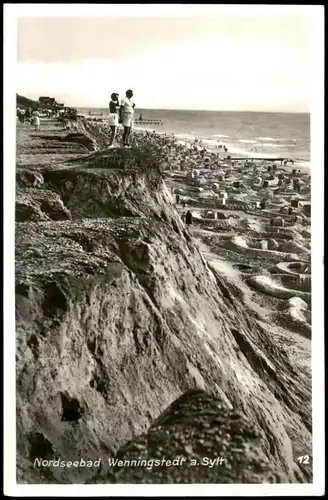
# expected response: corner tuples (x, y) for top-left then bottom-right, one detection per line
(108, 93), (120, 147)
(119, 89), (135, 147)
(31, 109), (40, 131)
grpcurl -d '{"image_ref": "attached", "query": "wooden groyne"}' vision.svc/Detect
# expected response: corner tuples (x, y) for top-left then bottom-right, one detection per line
(220, 157), (295, 163)
(135, 119), (163, 125)
(81, 114), (163, 125)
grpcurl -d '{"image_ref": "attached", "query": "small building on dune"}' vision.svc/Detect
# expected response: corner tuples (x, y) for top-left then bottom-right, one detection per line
(38, 96), (56, 108)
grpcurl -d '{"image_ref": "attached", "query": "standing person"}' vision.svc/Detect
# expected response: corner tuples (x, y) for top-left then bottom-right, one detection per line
(17, 107), (22, 123)
(25, 107), (31, 124)
(31, 108), (40, 131)
(18, 108), (25, 124)
(185, 210), (193, 226)
(108, 93), (120, 147)
(119, 89), (135, 147)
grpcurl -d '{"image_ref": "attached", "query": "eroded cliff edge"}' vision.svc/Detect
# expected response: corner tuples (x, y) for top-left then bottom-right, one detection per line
(16, 120), (311, 484)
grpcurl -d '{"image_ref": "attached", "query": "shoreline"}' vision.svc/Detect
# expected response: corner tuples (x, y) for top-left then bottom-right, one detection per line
(79, 112), (310, 171)
(135, 126), (311, 171)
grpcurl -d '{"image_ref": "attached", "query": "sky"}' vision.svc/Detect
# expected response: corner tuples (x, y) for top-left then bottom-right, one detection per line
(16, 9), (312, 112)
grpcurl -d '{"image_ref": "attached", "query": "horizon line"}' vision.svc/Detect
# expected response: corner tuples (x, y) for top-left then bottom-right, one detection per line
(75, 106), (310, 114)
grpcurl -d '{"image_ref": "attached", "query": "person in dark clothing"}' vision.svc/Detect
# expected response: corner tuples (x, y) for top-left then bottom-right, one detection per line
(18, 109), (25, 124)
(260, 198), (266, 210)
(108, 93), (120, 146)
(25, 108), (31, 123)
(185, 210), (193, 225)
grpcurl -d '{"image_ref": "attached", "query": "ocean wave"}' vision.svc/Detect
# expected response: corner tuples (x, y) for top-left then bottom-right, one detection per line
(176, 133), (195, 140)
(225, 145), (257, 157)
(203, 139), (223, 147)
(226, 144), (280, 159)
(278, 138), (298, 143)
(262, 143), (279, 148)
(238, 139), (257, 144)
(213, 134), (230, 138)
(133, 125), (152, 132)
(294, 161), (311, 170)
(257, 137), (277, 141)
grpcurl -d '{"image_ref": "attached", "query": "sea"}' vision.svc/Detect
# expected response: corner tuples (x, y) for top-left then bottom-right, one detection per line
(77, 108), (310, 168)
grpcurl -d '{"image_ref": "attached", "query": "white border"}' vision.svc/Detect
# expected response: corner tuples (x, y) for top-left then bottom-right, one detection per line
(3, 4), (325, 497)
(3, 4), (322, 17)
(309, 3), (325, 496)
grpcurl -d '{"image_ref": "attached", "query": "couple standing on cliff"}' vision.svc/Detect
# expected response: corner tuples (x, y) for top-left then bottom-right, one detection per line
(108, 89), (135, 148)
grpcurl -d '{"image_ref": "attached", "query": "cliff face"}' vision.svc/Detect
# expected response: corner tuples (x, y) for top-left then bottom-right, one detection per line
(16, 122), (311, 484)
